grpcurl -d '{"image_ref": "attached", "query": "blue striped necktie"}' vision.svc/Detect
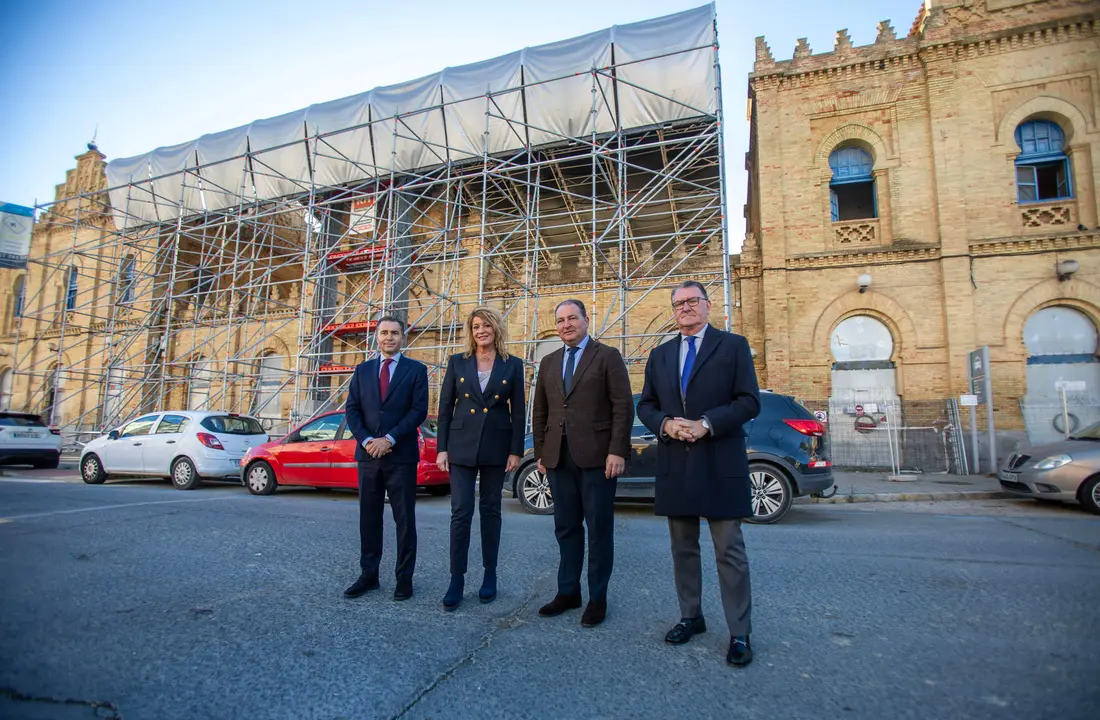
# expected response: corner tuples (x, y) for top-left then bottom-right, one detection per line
(681, 336), (696, 395)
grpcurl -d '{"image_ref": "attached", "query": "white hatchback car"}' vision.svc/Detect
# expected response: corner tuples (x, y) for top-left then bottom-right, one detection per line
(0, 411), (63, 469)
(80, 411), (268, 490)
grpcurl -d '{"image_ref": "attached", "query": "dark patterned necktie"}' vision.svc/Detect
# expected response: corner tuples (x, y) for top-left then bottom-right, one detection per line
(563, 346), (579, 395)
(380, 358), (393, 399)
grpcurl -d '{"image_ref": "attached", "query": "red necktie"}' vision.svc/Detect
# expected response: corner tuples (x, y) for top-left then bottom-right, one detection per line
(379, 358), (393, 399)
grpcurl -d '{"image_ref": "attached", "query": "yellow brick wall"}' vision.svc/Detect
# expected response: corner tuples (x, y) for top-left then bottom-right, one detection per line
(743, 0), (1100, 436)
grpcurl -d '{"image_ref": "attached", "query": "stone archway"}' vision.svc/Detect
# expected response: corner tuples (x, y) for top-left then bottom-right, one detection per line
(1004, 277), (1100, 444)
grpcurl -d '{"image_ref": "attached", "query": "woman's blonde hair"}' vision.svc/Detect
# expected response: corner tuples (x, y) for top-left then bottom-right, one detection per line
(463, 306), (510, 359)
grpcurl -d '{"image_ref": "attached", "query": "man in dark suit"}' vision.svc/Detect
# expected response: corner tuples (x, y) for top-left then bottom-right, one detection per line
(532, 299), (633, 628)
(343, 316), (429, 601)
(636, 281), (761, 666)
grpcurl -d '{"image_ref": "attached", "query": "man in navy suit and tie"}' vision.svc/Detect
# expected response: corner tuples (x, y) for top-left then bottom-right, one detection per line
(636, 281), (761, 667)
(343, 316), (429, 601)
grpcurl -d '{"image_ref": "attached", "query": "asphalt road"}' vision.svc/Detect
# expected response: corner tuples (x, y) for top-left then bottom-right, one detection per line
(1, 473), (1098, 720)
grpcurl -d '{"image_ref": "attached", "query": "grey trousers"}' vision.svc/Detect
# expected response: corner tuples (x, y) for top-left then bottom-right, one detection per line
(668, 516), (752, 636)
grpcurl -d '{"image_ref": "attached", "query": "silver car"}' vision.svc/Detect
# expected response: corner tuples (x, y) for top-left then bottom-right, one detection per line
(999, 422), (1100, 515)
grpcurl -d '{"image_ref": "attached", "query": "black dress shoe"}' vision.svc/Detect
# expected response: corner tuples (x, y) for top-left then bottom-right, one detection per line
(393, 580), (414, 602)
(727, 635), (753, 667)
(538, 593), (583, 617)
(665, 616), (707, 645)
(580, 600), (607, 628)
(344, 575), (380, 598)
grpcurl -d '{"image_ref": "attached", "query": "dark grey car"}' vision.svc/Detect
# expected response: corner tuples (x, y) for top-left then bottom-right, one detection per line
(999, 422), (1100, 514)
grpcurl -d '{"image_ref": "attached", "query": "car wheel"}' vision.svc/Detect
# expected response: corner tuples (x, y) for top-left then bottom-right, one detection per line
(426, 485), (450, 497)
(1078, 475), (1100, 515)
(81, 454), (107, 484)
(245, 461), (277, 496)
(516, 463), (553, 516)
(744, 463), (793, 525)
(170, 457), (202, 491)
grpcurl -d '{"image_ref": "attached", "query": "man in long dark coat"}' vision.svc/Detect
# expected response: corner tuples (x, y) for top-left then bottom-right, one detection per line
(636, 280), (761, 666)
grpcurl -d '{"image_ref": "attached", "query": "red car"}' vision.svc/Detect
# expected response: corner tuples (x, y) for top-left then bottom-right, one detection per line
(239, 411), (449, 496)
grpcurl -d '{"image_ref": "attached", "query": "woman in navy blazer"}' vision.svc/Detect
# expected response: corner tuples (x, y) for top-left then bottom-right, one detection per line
(435, 306), (525, 610)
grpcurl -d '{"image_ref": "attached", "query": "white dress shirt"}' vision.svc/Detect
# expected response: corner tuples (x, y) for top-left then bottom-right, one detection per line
(678, 324), (707, 379)
(563, 334), (590, 379)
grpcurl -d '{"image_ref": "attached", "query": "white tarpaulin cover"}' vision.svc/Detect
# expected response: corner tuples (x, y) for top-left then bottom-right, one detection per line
(106, 3), (716, 230)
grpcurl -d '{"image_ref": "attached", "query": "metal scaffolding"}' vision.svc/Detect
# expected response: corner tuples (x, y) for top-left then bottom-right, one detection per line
(9, 5), (731, 446)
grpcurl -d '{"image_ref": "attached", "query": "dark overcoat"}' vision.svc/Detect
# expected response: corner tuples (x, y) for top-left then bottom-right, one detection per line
(636, 326), (761, 518)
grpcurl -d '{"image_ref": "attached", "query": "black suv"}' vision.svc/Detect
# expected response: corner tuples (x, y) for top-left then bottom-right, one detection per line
(506, 391), (834, 524)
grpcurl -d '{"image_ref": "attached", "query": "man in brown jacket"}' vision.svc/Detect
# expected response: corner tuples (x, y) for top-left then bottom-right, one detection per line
(532, 299), (633, 627)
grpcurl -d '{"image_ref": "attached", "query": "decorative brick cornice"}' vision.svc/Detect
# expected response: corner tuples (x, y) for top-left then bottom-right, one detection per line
(751, 17), (1098, 90)
(786, 246), (940, 270)
(735, 263), (761, 279)
(969, 232), (1100, 256)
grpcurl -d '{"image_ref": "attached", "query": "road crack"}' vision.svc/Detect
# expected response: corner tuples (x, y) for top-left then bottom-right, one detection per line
(0, 686), (122, 719)
(390, 574), (550, 719)
(991, 515), (1100, 553)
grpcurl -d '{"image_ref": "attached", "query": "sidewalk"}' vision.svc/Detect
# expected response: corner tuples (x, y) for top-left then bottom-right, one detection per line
(796, 470), (1007, 505)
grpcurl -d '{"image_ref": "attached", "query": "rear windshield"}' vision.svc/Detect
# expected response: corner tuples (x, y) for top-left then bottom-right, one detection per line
(201, 416), (265, 435)
(420, 418), (438, 438)
(0, 414), (47, 427)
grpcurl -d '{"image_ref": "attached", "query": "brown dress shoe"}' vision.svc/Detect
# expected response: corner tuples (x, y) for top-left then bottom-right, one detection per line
(538, 593), (583, 617)
(581, 600), (607, 628)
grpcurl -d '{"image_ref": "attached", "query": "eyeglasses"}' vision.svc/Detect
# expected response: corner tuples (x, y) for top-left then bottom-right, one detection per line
(671, 296), (706, 310)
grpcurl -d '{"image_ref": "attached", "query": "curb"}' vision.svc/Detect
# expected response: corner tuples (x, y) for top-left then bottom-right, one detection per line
(795, 490), (1011, 505)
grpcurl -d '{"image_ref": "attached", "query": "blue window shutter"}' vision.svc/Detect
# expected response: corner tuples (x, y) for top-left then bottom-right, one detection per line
(830, 188), (839, 222)
(1016, 165), (1037, 202)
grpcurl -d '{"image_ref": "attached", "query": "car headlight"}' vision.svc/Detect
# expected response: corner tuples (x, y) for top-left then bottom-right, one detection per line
(1033, 454), (1072, 471)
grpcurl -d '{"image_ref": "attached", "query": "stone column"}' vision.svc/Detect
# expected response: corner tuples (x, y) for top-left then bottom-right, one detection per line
(873, 169), (893, 244)
(1067, 144), (1097, 229)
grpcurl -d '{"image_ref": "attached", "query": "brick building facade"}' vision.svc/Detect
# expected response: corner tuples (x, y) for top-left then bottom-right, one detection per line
(737, 0), (1100, 460)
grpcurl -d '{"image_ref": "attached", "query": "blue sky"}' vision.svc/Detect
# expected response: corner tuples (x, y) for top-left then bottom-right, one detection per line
(1, 0), (919, 250)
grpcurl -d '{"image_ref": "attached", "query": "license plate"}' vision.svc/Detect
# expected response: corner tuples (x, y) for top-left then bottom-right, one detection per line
(1000, 471), (1019, 482)
(12, 432), (41, 439)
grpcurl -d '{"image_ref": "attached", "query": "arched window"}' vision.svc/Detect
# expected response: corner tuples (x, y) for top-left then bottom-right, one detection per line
(13, 275), (25, 318)
(1024, 306), (1098, 363)
(0, 368), (13, 411)
(830, 315), (894, 367)
(1015, 120), (1072, 203)
(118, 255), (136, 305)
(103, 365), (124, 427)
(65, 265), (79, 311)
(188, 358), (211, 410)
(42, 365), (62, 425)
(253, 354), (284, 419)
(828, 146), (876, 221)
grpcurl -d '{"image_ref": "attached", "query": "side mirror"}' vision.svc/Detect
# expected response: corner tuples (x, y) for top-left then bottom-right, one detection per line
(284, 433), (299, 444)
(108, 430), (120, 440)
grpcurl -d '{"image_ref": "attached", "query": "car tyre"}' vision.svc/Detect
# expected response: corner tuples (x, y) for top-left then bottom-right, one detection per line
(426, 485), (450, 497)
(170, 457), (202, 491)
(245, 461), (277, 496)
(1078, 475), (1100, 515)
(516, 463), (553, 516)
(744, 463), (793, 525)
(81, 454), (107, 484)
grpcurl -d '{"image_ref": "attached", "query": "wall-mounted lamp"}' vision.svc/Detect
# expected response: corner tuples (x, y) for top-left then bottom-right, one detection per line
(857, 273), (873, 294)
(1057, 259), (1079, 282)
